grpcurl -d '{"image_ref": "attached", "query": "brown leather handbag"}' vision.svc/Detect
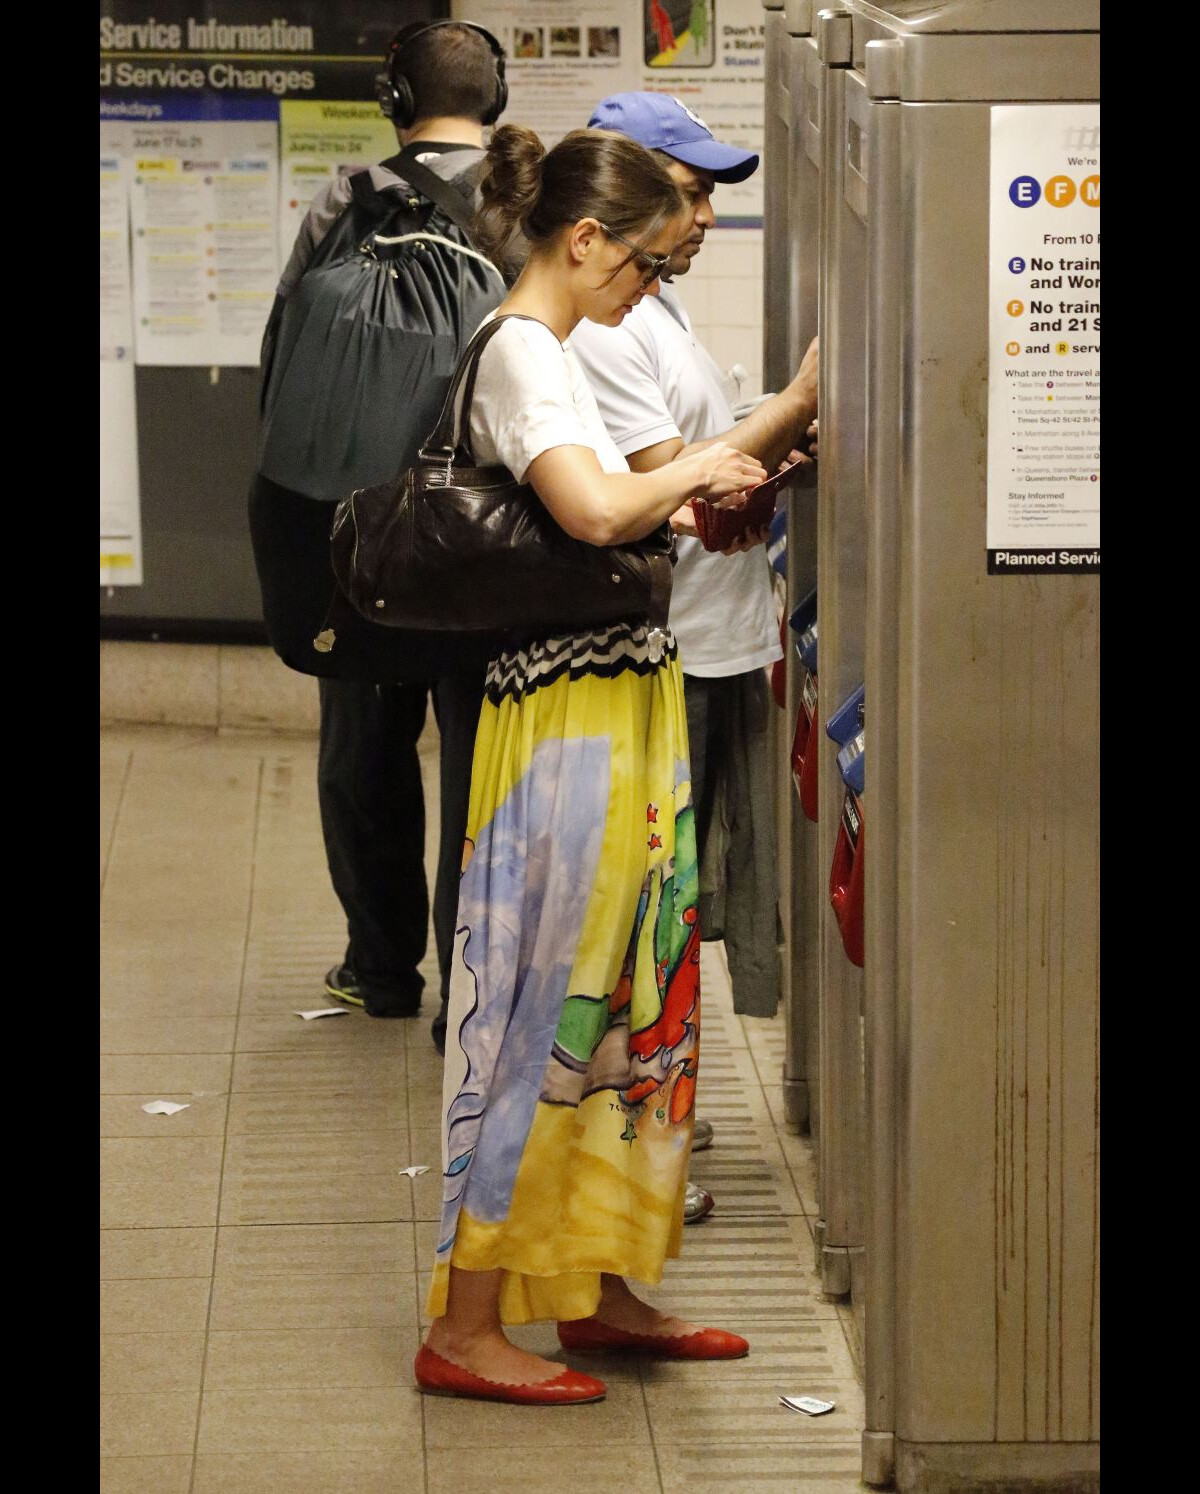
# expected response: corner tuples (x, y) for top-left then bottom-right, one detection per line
(329, 315), (674, 650)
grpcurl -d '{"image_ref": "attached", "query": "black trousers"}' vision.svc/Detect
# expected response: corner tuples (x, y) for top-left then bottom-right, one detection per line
(683, 672), (722, 875)
(317, 672), (482, 1006)
(249, 473), (488, 1010)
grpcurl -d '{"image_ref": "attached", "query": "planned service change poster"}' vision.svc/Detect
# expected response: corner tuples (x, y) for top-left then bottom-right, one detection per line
(987, 105), (1099, 575)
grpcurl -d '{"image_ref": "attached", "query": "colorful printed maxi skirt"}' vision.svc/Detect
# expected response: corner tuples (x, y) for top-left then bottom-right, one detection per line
(427, 622), (701, 1325)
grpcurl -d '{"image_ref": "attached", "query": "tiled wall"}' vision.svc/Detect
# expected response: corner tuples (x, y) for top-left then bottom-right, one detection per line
(669, 226), (765, 402)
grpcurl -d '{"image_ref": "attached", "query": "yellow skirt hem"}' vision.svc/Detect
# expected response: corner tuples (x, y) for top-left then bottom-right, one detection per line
(425, 1240), (684, 1326)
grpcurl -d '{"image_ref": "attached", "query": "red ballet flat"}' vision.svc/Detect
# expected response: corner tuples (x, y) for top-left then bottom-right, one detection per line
(557, 1317), (750, 1360)
(413, 1344), (607, 1404)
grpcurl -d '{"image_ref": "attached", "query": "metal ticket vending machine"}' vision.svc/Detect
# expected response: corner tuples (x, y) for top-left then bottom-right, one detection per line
(764, 0), (821, 1137)
(762, 2), (1100, 1488)
(764, 0), (825, 1140)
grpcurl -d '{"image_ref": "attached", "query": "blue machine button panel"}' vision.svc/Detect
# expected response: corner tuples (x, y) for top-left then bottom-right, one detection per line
(825, 684), (864, 748)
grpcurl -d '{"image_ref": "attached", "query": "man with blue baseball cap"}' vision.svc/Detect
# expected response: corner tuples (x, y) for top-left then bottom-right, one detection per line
(571, 93), (818, 1219)
(588, 90), (760, 183)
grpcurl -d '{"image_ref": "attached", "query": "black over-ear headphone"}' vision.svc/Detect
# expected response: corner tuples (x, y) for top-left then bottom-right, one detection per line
(376, 19), (508, 130)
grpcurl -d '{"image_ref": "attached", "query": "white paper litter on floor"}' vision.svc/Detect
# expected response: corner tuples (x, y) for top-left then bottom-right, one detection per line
(398, 1166), (430, 1177)
(141, 1100), (190, 1116)
(780, 1395), (836, 1416)
(294, 1008), (350, 1020)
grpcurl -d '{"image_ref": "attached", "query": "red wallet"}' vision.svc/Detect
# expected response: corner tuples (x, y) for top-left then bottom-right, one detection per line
(690, 459), (810, 552)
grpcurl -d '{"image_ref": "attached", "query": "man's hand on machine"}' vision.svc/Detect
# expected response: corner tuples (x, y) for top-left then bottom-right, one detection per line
(790, 335), (818, 418)
(780, 445), (814, 478)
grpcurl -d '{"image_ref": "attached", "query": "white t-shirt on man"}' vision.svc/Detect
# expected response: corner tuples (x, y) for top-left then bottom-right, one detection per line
(569, 286), (782, 679)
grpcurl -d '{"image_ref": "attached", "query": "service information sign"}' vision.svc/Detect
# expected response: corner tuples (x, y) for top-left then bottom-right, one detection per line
(98, 2), (407, 600)
(987, 105), (1099, 575)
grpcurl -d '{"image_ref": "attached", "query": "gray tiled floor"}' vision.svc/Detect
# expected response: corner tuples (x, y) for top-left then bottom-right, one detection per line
(100, 722), (869, 1492)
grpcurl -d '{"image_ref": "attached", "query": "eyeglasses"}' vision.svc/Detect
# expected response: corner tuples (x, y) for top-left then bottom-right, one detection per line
(597, 222), (671, 289)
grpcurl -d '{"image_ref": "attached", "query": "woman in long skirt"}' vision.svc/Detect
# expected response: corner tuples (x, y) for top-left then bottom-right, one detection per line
(415, 126), (767, 1406)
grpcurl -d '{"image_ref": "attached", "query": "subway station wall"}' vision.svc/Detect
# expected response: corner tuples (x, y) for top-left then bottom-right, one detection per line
(99, 0), (769, 638)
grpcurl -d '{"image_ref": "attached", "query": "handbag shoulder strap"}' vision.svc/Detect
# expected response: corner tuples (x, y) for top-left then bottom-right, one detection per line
(421, 313), (553, 463)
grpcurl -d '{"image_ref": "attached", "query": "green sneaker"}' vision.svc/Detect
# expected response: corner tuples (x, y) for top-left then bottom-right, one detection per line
(325, 964), (365, 1008)
(325, 964), (421, 1019)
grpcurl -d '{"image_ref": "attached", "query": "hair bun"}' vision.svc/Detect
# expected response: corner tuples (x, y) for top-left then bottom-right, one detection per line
(475, 124), (545, 262)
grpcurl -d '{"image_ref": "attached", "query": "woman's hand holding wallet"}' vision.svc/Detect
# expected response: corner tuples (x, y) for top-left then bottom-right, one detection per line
(689, 456), (812, 552)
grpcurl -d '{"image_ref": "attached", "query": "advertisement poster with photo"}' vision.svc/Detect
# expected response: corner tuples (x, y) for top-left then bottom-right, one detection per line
(639, 0), (764, 224)
(452, 1), (639, 143)
(454, 0), (765, 221)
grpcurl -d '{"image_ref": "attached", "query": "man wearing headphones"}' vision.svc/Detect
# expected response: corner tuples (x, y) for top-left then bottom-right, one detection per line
(252, 20), (508, 1052)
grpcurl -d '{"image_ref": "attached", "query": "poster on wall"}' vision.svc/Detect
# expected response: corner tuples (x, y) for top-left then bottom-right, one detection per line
(639, 0), (764, 223)
(453, 0), (765, 222)
(279, 100), (398, 265)
(101, 120), (141, 585)
(99, 6), (426, 372)
(100, 362), (144, 586)
(126, 105), (279, 366)
(101, 121), (136, 360)
(986, 105), (1099, 575)
(452, 1), (639, 143)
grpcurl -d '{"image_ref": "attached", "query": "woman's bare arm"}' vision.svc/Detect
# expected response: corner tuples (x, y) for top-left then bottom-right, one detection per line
(525, 441), (767, 546)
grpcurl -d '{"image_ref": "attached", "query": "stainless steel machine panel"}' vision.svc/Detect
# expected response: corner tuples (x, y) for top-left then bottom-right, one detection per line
(814, 9), (868, 1302)
(853, 2), (1100, 1488)
(861, 78), (901, 1489)
(762, 1), (791, 395)
(888, 95), (1099, 1455)
(781, 10), (822, 1140)
(765, 2), (1099, 1487)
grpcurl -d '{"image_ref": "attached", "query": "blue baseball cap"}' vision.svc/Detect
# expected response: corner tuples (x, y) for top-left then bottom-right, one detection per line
(588, 92), (759, 184)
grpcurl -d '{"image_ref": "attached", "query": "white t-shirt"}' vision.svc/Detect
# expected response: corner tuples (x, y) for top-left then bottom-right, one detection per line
(464, 314), (629, 480)
(569, 288), (781, 678)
